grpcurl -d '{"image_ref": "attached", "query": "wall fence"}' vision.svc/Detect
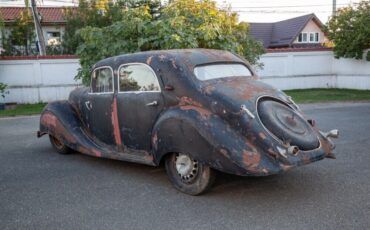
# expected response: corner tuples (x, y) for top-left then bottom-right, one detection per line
(1, 50), (369, 103)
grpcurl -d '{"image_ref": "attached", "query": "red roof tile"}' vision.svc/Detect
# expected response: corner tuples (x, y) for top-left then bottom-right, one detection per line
(0, 7), (76, 24)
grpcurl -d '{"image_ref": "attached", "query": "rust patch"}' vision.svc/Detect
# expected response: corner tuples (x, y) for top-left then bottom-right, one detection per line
(41, 112), (77, 144)
(152, 132), (158, 149)
(170, 58), (178, 69)
(92, 149), (102, 157)
(219, 148), (230, 159)
(146, 56), (153, 65)
(158, 54), (166, 62)
(180, 105), (212, 120)
(41, 113), (57, 128)
(320, 139), (331, 153)
(267, 148), (278, 159)
(202, 85), (216, 95)
(178, 96), (203, 107)
(111, 97), (122, 146)
(280, 163), (293, 171)
(144, 153), (154, 162)
(242, 150), (261, 171)
(259, 132), (267, 140)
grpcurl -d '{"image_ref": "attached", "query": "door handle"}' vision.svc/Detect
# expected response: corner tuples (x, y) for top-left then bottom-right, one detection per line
(146, 100), (158, 106)
(85, 101), (92, 111)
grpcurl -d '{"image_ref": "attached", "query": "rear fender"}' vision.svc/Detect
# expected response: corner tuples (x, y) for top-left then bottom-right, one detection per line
(151, 106), (279, 175)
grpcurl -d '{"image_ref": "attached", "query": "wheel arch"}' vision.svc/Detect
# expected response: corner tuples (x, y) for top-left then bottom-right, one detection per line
(150, 107), (249, 175)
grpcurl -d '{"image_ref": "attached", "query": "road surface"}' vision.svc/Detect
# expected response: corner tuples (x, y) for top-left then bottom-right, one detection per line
(0, 102), (369, 230)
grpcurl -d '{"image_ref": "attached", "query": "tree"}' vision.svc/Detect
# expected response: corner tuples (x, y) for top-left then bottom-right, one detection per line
(76, 0), (264, 84)
(324, 1), (370, 61)
(1, 8), (35, 56)
(62, 0), (162, 54)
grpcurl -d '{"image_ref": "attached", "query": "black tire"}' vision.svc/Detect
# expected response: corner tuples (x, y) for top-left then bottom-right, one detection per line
(49, 135), (72, 154)
(165, 153), (215, 195)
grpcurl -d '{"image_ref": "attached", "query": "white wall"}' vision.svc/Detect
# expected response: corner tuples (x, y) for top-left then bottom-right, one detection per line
(0, 57), (80, 103)
(257, 50), (370, 90)
(0, 50), (369, 103)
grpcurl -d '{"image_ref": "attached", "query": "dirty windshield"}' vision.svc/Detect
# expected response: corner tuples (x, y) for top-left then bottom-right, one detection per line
(194, 64), (252, 81)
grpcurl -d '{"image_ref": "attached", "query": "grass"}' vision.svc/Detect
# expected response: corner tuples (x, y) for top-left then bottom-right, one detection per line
(284, 88), (370, 104)
(0, 89), (369, 117)
(0, 103), (46, 117)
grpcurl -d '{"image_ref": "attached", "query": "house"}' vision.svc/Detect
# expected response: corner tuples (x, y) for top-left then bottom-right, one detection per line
(0, 7), (72, 46)
(249, 14), (329, 49)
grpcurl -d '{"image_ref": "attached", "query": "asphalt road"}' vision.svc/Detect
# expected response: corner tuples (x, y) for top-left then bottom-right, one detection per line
(1, 102), (370, 230)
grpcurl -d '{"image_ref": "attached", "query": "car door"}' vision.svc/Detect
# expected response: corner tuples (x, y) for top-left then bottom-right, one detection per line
(85, 66), (116, 146)
(116, 63), (164, 150)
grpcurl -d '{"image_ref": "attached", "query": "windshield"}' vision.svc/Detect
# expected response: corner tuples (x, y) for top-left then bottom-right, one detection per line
(194, 64), (253, 81)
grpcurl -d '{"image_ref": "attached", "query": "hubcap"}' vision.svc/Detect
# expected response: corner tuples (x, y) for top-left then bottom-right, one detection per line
(175, 154), (199, 183)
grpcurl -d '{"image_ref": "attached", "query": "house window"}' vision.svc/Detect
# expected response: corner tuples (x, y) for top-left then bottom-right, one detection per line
(298, 33), (308, 42)
(309, 32), (319, 43)
(46, 31), (61, 45)
(298, 32), (319, 43)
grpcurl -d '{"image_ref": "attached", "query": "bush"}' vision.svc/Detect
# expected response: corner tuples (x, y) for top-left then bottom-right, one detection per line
(76, 0), (264, 84)
(324, 1), (370, 60)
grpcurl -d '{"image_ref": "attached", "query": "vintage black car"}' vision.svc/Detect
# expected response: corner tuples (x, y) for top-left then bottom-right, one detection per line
(38, 49), (338, 195)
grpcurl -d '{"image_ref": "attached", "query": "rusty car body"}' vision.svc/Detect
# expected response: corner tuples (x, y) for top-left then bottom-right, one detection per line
(38, 49), (338, 195)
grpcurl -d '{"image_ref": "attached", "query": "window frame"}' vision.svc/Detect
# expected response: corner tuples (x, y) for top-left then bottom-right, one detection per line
(314, 32), (320, 42)
(89, 66), (115, 95)
(193, 62), (253, 81)
(117, 63), (162, 94)
(298, 32), (320, 43)
(298, 32), (308, 43)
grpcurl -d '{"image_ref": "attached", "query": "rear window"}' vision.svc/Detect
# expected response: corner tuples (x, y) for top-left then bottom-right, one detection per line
(194, 64), (252, 81)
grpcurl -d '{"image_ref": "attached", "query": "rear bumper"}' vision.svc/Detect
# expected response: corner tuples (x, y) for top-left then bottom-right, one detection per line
(227, 137), (334, 177)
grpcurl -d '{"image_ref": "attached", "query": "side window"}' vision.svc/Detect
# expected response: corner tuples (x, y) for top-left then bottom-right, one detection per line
(119, 64), (160, 92)
(91, 67), (113, 93)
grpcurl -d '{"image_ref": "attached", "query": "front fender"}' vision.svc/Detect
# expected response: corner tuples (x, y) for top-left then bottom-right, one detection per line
(151, 106), (280, 176)
(38, 101), (103, 157)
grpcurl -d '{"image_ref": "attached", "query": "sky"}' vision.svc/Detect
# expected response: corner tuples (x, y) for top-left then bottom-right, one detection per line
(0, 0), (364, 23)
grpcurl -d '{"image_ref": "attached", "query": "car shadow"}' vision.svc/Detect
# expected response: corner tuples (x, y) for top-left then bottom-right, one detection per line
(38, 144), (328, 201)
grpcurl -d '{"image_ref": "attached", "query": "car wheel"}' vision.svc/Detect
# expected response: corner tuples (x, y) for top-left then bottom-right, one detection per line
(49, 135), (72, 154)
(165, 153), (215, 195)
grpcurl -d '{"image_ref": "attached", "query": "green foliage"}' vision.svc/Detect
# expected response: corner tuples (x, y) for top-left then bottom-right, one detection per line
(62, 0), (162, 54)
(0, 83), (8, 99)
(324, 1), (370, 60)
(0, 8), (36, 56)
(76, 0), (264, 84)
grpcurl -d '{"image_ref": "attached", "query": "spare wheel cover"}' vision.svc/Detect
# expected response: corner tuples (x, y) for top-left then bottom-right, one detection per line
(257, 99), (319, 151)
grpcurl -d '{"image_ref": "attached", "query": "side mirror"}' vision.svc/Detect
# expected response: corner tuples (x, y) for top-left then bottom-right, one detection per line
(164, 84), (174, 91)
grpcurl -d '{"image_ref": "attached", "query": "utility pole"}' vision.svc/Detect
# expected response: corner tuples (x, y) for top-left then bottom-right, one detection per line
(30, 0), (46, 55)
(332, 0), (337, 16)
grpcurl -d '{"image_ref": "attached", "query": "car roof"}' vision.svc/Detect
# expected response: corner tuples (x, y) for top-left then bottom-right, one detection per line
(94, 49), (247, 70)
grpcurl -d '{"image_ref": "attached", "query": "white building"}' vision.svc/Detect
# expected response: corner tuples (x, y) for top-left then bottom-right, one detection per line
(0, 7), (71, 51)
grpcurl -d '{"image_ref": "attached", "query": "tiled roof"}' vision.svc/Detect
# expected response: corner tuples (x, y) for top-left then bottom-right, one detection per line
(0, 7), (75, 24)
(248, 22), (274, 48)
(249, 14), (323, 48)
